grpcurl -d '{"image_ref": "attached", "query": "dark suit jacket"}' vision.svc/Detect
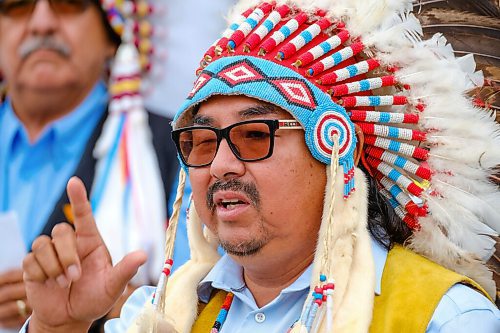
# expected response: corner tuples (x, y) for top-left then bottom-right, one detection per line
(40, 109), (180, 239)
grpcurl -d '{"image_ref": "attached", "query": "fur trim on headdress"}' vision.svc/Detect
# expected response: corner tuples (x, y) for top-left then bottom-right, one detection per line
(306, 167), (374, 333)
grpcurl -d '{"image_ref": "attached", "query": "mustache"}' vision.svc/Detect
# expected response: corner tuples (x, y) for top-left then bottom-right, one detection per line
(18, 36), (71, 60)
(206, 179), (261, 211)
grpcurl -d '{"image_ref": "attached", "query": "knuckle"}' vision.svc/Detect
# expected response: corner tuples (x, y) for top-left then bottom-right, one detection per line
(21, 255), (44, 282)
(32, 248), (62, 278)
(23, 265), (46, 282)
(22, 253), (35, 269)
(51, 222), (73, 238)
(52, 239), (77, 267)
(31, 235), (52, 251)
(40, 262), (62, 278)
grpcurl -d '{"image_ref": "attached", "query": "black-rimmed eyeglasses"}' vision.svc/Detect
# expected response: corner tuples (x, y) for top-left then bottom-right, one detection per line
(0, 0), (91, 17)
(171, 119), (302, 168)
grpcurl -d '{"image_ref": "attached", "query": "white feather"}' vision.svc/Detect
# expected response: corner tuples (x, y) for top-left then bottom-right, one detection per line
(407, 219), (496, 299)
(422, 189), (498, 260)
(418, 33), (455, 59)
(371, 15), (500, 295)
(362, 11), (422, 49)
(347, 0), (414, 37)
(455, 54), (485, 89)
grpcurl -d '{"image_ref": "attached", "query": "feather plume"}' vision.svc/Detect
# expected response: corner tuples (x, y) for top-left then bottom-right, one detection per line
(347, 0), (414, 37)
(418, 33), (455, 59)
(362, 11), (423, 50)
(406, 218), (496, 299)
(422, 188), (498, 260)
(372, 13), (500, 295)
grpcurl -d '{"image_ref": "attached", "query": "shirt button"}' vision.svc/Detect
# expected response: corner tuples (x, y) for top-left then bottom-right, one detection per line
(254, 312), (266, 323)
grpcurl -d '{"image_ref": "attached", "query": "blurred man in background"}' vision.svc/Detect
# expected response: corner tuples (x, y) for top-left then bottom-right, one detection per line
(0, 0), (181, 330)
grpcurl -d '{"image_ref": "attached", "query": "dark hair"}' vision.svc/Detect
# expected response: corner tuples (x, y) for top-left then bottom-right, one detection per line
(92, 0), (121, 48)
(359, 165), (413, 250)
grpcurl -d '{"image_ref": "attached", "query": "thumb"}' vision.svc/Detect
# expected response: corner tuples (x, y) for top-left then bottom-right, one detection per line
(105, 251), (147, 298)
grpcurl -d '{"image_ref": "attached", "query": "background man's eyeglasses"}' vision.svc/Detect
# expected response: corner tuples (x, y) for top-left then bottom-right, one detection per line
(0, 0), (91, 17)
(172, 119), (302, 168)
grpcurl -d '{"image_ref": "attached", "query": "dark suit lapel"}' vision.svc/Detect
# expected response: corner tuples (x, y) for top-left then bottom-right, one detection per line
(39, 110), (108, 243)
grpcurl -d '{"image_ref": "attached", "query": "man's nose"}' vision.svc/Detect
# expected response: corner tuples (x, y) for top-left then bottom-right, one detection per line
(27, 0), (59, 36)
(210, 138), (245, 180)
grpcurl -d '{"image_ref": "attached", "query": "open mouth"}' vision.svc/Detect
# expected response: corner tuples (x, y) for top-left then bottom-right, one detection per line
(218, 199), (248, 210)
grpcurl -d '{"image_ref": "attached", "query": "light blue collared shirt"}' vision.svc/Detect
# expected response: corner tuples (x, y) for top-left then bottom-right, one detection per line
(0, 82), (108, 249)
(103, 240), (500, 332)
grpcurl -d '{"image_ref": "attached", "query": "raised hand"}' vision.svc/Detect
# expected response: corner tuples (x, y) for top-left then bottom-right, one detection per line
(23, 177), (147, 333)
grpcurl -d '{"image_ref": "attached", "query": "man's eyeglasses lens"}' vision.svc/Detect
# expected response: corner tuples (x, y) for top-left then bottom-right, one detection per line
(0, 0), (90, 17)
(173, 120), (279, 167)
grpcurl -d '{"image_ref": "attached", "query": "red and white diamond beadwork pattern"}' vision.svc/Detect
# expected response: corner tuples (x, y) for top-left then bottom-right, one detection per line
(217, 61), (265, 87)
(269, 79), (317, 110)
(188, 73), (211, 98)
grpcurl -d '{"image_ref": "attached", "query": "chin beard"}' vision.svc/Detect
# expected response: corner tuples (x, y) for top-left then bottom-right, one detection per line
(219, 238), (267, 257)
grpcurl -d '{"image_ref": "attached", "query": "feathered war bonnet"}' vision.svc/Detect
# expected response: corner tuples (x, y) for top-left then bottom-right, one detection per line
(90, 0), (167, 285)
(131, 0), (500, 332)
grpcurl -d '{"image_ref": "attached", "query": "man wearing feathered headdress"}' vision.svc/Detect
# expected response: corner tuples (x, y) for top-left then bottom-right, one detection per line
(0, 0), (182, 330)
(19, 0), (500, 332)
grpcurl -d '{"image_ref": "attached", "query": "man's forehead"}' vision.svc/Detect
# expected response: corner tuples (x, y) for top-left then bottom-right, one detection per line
(192, 94), (293, 125)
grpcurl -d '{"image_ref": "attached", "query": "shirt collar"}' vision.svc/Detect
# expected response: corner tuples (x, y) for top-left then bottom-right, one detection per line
(198, 255), (245, 303)
(371, 239), (388, 295)
(1, 82), (108, 166)
(51, 81), (108, 146)
(198, 238), (388, 302)
(0, 101), (23, 154)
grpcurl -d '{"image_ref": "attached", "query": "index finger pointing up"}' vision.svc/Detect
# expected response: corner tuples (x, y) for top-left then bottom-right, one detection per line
(66, 177), (99, 236)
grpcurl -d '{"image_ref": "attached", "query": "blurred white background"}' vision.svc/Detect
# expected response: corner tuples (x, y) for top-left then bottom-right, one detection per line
(145, 0), (237, 118)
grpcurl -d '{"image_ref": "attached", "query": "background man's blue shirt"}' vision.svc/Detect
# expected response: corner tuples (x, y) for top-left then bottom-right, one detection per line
(0, 82), (107, 249)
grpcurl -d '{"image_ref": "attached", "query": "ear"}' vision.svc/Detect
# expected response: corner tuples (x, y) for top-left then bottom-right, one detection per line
(108, 42), (118, 59)
(354, 124), (364, 166)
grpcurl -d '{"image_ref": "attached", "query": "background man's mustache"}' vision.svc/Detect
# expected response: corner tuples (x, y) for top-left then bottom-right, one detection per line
(207, 179), (261, 211)
(18, 36), (71, 59)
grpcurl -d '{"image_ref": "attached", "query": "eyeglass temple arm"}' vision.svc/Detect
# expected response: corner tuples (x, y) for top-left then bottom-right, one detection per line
(278, 119), (302, 130)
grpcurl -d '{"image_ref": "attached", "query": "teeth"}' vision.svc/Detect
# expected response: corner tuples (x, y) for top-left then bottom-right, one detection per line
(226, 204), (238, 210)
(220, 199), (243, 209)
(222, 199), (240, 204)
